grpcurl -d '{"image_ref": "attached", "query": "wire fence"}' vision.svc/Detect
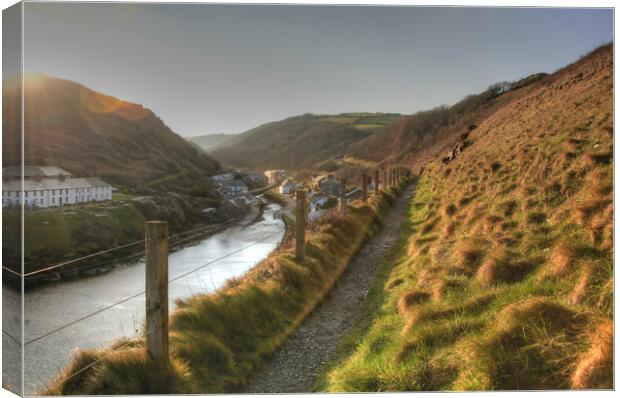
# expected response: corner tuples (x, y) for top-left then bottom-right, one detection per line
(2, 329), (20, 346)
(23, 232), (279, 346)
(2, 219), (238, 279)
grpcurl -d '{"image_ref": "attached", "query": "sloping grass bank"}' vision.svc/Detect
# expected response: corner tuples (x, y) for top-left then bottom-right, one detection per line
(320, 46), (613, 392)
(44, 182), (408, 395)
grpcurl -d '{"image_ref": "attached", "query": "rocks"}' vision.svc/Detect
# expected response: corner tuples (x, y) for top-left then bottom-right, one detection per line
(442, 134), (474, 164)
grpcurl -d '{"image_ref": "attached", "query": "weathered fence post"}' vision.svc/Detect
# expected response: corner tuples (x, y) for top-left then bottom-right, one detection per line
(375, 169), (380, 194)
(145, 221), (169, 364)
(397, 167), (401, 183)
(340, 178), (347, 215)
(389, 168), (394, 186)
(362, 173), (368, 202)
(295, 190), (306, 261)
(383, 169), (388, 190)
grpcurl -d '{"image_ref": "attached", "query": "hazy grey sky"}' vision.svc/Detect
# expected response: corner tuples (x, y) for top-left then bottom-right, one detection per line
(22, 3), (612, 136)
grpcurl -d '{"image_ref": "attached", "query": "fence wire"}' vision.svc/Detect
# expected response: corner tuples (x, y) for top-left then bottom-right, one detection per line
(3, 219), (237, 278)
(24, 232), (278, 346)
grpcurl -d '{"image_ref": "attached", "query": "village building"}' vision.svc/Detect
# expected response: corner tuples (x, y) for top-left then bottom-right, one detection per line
(212, 172), (236, 182)
(242, 171), (268, 187)
(2, 166), (113, 208)
(318, 174), (342, 197)
(279, 179), (303, 195)
(227, 193), (257, 214)
(265, 169), (287, 185)
(218, 179), (249, 198)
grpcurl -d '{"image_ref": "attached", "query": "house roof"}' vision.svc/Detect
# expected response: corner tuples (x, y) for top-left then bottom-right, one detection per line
(219, 179), (247, 188)
(3, 177), (112, 192)
(213, 173), (235, 181)
(3, 166), (72, 178)
(281, 179), (301, 187)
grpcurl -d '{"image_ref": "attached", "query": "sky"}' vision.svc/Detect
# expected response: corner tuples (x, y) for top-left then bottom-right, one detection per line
(20, 3), (613, 136)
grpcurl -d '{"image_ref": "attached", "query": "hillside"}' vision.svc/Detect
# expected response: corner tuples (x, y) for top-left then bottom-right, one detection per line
(2, 74), (220, 188)
(322, 44), (613, 391)
(210, 113), (403, 170)
(187, 133), (237, 152)
(209, 76), (550, 177)
(348, 73), (548, 173)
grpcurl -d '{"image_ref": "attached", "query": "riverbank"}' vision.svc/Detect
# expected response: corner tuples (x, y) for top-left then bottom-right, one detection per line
(11, 203), (285, 395)
(43, 181), (410, 394)
(2, 192), (245, 287)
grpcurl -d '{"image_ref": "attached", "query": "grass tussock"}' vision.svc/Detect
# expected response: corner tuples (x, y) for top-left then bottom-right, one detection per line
(571, 320), (613, 389)
(397, 289), (431, 315)
(45, 182), (410, 394)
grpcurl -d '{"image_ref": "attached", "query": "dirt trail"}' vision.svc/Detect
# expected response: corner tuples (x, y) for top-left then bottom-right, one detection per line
(244, 184), (415, 393)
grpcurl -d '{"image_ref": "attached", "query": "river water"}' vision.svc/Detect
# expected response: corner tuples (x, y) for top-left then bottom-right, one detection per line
(2, 203), (284, 395)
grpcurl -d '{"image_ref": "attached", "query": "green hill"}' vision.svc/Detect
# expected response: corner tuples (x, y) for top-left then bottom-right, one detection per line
(210, 113), (403, 170)
(2, 74), (221, 189)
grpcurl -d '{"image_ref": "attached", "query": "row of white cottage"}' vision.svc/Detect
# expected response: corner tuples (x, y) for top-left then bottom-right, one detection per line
(2, 166), (113, 208)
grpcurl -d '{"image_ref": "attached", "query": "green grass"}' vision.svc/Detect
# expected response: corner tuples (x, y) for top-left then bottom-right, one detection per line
(3, 205), (145, 274)
(320, 168), (612, 391)
(112, 192), (138, 201)
(262, 189), (290, 206)
(314, 199), (414, 391)
(43, 183), (409, 395)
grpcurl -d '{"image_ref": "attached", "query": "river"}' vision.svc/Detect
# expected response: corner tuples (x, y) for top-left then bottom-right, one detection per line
(2, 203), (285, 395)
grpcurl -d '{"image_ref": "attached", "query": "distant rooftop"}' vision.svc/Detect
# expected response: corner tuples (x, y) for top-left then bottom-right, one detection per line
(3, 166), (72, 178)
(3, 177), (111, 191)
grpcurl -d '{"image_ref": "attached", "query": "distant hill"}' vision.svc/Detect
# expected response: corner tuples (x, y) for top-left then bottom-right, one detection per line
(187, 133), (237, 152)
(2, 74), (221, 188)
(210, 113), (403, 170)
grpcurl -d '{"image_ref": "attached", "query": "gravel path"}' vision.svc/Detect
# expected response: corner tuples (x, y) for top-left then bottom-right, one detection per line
(244, 184), (415, 393)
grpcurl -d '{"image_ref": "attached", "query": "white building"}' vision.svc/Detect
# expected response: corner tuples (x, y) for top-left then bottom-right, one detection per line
(279, 179), (303, 195)
(2, 166), (113, 208)
(265, 169), (287, 185)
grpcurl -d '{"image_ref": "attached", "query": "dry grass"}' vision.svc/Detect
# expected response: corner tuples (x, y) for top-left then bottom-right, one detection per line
(397, 289), (431, 315)
(544, 241), (579, 279)
(323, 45), (613, 392)
(46, 185), (407, 394)
(571, 320), (613, 389)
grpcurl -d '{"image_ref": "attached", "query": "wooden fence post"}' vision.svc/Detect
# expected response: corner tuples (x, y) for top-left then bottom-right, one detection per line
(375, 169), (380, 194)
(340, 178), (347, 215)
(362, 173), (368, 202)
(295, 190), (306, 261)
(145, 221), (169, 364)
(383, 169), (388, 190)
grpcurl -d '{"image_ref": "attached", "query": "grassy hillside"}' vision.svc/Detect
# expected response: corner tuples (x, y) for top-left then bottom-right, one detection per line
(321, 44), (613, 391)
(44, 183), (408, 394)
(210, 113), (402, 170)
(349, 73), (547, 173)
(187, 133), (238, 152)
(2, 74), (220, 188)
(2, 75), (236, 278)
